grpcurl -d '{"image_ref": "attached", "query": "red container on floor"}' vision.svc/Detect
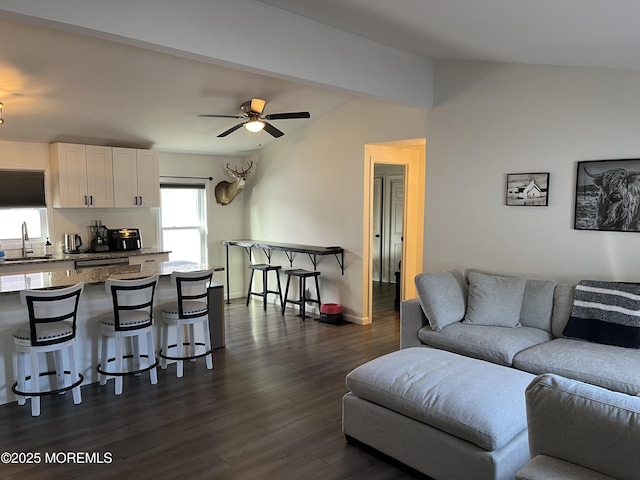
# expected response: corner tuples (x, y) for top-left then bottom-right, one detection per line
(320, 303), (342, 323)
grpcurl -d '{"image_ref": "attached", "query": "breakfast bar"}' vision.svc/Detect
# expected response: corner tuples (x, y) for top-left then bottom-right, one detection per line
(222, 239), (344, 304)
(0, 258), (224, 406)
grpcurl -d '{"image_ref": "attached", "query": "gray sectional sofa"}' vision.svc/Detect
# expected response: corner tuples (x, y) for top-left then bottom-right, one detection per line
(342, 268), (640, 479)
(401, 269), (640, 395)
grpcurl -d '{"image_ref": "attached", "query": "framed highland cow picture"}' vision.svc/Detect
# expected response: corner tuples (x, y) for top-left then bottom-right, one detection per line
(575, 159), (640, 232)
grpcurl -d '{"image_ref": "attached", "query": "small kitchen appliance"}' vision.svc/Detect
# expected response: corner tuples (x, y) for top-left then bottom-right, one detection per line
(63, 233), (83, 253)
(107, 228), (142, 251)
(89, 220), (110, 252)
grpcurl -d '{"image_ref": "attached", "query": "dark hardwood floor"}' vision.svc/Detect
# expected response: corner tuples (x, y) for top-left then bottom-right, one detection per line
(0, 282), (425, 479)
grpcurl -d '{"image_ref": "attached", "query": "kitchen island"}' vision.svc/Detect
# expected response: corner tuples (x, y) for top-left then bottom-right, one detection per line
(0, 258), (224, 406)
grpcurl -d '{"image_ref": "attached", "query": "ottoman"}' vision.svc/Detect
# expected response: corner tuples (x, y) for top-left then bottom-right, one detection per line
(342, 348), (535, 480)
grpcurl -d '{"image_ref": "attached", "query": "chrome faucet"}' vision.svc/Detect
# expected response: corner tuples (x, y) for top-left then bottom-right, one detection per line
(21, 221), (33, 257)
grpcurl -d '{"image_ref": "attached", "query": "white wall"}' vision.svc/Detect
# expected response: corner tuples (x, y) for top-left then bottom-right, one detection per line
(425, 61), (640, 283)
(243, 98), (427, 321)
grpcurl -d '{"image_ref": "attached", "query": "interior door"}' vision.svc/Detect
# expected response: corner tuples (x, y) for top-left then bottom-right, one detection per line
(389, 176), (404, 280)
(372, 176), (384, 283)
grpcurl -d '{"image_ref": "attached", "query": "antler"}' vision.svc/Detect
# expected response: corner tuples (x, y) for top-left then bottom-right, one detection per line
(226, 161), (253, 176)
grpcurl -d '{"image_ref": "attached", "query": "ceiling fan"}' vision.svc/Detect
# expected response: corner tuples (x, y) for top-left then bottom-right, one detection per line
(198, 98), (311, 138)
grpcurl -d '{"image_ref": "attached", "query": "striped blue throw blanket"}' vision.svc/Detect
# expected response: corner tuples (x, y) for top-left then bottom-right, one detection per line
(563, 280), (640, 348)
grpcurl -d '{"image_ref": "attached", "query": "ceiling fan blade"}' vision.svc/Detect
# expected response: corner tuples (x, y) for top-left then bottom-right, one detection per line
(250, 98), (266, 114)
(263, 122), (285, 138)
(198, 114), (244, 119)
(217, 123), (245, 137)
(263, 112), (311, 120)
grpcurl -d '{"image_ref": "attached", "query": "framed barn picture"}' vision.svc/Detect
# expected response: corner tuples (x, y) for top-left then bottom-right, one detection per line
(506, 173), (549, 206)
(575, 158), (640, 232)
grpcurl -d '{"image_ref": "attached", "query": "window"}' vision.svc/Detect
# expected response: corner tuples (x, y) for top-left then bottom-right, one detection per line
(0, 208), (49, 247)
(160, 184), (206, 263)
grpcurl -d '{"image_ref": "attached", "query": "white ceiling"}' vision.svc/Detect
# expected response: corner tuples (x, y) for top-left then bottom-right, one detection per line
(2, 1), (640, 156)
(257, 0), (640, 70)
(0, 17), (355, 156)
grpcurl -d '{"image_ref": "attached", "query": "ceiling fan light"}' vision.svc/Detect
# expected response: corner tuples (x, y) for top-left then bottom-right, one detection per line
(245, 120), (265, 133)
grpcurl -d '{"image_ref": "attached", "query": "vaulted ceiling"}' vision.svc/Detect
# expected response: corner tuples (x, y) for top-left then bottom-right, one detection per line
(1, 1), (639, 156)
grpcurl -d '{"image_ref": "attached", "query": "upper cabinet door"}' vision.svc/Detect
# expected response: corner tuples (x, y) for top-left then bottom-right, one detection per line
(85, 145), (114, 208)
(51, 143), (89, 208)
(112, 147), (160, 207)
(136, 149), (160, 207)
(112, 147), (139, 208)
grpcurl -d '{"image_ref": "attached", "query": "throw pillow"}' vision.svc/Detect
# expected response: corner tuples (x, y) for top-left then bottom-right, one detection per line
(563, 280), (640, 348)
(519, 278), (558, 331)
(415, 270), (468, 331)
(465, 269), (557, 331)
(463, 271), (526, 327)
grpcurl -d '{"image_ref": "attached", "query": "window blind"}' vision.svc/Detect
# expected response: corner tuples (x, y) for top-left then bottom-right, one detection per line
(0, 170), (46, 207)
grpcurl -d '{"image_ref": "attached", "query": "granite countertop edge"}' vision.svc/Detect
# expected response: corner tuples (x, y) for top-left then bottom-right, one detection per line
(0, 260), (223, 295)
(0, 249), (171, 265)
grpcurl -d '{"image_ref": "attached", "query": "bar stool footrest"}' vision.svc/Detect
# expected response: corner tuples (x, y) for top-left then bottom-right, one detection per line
(97, 355), (159, 377)
(159, 343), (212, 361)
(12, 372), (84, 397)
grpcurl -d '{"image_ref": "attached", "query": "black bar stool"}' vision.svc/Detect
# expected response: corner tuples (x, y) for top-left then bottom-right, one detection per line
(281, 269), (321, 320)
(12, 282), (85, 416)
(246, 264), (283, 311)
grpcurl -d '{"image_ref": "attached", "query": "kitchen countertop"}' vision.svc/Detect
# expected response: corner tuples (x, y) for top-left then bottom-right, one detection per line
(0, 260), (223, 295)
(0, 248), (171, 265)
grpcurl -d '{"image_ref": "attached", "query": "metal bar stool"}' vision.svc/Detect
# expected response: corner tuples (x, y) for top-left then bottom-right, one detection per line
(97, 275), (159, 395)
(281, 269), (321, 320)
(246, 263), (283, 311)
(159, 268), (214, 377)
(12, 282), (85, 416)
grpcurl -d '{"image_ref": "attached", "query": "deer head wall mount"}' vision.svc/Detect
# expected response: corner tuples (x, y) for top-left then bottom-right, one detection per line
(214, 161), (253, 206)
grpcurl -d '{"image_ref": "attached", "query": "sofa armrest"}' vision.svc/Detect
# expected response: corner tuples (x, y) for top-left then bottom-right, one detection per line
(400, 298), (428, 349)
(525, 374), (640, 480)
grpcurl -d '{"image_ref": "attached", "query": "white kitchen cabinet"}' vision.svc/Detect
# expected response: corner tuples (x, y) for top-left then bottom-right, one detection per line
(112, 147), (160, 208)
(50, 143), (114, 208)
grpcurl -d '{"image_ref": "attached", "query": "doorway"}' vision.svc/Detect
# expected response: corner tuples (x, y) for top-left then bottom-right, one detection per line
(363, 140), (426, 324)
(373, 166), (405, 277)
(372, 166), (405, 318)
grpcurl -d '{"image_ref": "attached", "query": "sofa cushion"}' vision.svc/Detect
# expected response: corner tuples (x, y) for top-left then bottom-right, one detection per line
(464, 271), (526, 327)
(513, 338), (640, 395)
(465, 269), (557, 332)
(563, 280), (640, 348)
(551, 283), (575, 338)
(415, 269), (467, 331)
(418, 323), (553, 366)
(345, 348), (534, 451)
(520, 278), (557, 331)
(524, 374), (640, 480)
